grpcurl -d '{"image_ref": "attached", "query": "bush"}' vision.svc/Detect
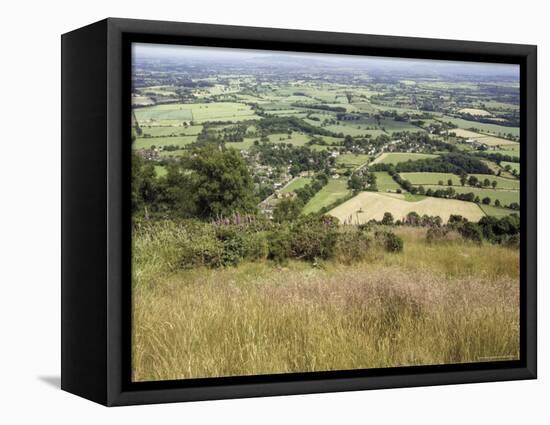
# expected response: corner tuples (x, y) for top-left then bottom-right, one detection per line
(267, 228), (292, 263)
(242, 231), (269, 261)
(458, 222), (483, 244)
(335, 228), (372, 264)
(426, 227), (449, 244)
(376, 230), (404, 253)
(289, 216), (339, 261)
(381, 212), (394, 225)
(178, 223), (224, 268)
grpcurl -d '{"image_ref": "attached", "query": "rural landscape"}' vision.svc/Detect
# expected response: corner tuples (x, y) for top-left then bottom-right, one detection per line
(131, 44), (520, 382)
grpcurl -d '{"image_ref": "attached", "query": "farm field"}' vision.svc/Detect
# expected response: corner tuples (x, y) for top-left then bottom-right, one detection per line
(371, 152), (438, 165)
(480, 204), (520, 218)
(450, 128), (518, 146)
(494, 145), (520, 157)
(135, 102), (261, 125)
(399, 172), (460, 186)
(134, 135), (198, 150)
(373, 172), (402, 192)
(457, 108), (492, 116)
(303, 179), (350, 214)
(336, 154), (372, 170)
(281, 177), (312, 193)
(469, 174), (519, 190)
(140, 125), (203, 138)
(424, 185), (519, 206)
(328, 192), (485, 224)
(502, 161), (520, 174)
(439, 116), (520, 138)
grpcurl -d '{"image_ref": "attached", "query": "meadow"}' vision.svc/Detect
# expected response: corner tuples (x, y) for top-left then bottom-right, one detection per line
(302, 179), (350, 214)
(373, 172), (402, 192)
(425, 186), (519, 206)
(132, 226), (519, 381)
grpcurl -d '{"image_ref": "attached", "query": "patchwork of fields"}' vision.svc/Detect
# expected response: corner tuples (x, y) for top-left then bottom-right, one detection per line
(131, 47), (522, 382)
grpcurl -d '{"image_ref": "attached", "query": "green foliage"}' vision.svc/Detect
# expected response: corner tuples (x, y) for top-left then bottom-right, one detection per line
(458, 222), (483, 244)
(381, 212), (394, 225)
(186, 145), (258, 219)
(273, 198), (304, 223)
(375, 231), (404, 252)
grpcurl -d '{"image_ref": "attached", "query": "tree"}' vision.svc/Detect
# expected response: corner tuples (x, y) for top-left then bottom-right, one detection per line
(185, 145), (258, 219)
(483, 178), (491, 187)
(447, 179), (453, 186)
(273, 198), (303, 222)
(495, 199), (501, 207)
(366, 172), (378, 191)
(381, 212), (394, 225)
(491, 180), (497, 189)
(131, 152), (158, 215)
(482, 197), (491, 205)
(468, 175), (479, 187)
(460, 173), (467, 186)
(348, 173), (368, 192)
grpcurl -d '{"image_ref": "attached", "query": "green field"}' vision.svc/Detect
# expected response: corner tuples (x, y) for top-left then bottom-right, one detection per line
(373, 172), (402, 192)
(227, 132), (313, 151)
(424, 185), (519, 206)
(469, 174), (519, 190)
(336, 154), (372, 169)
(140, 125), (203, 138)
(371, 152), (438, 165)
(281, 177), (312, 193)
(399, 172), (519, 190)
(439, 116), (519, 138)
(303, 179), (351, 214)
(154, 165), (167, 178)
(501, 162), (520, 174)
(134, 135), (197, 150)
(399, 172), (459, 186)
(480, 204), (519, 218)
(135, 102), (260, 125)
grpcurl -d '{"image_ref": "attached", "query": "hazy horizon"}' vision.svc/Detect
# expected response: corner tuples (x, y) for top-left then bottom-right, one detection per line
(133, 42), (519, 79)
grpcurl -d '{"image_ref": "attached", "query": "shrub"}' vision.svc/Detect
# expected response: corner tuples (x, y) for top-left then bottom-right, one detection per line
(458, 222), (483, 244)
(289, 216), (339, 260)
(178, 224), (224, 268)
(267, 228), (292, 263)
(242, 231), (269, 261)
(426, 226), (449, 244)
(381, 212), (394, 225)
(375, 230), (404, 253)
(335, 228), (372, 264)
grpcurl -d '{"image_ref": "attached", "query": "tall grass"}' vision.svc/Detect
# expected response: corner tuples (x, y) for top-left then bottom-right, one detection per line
(132, 226), (519, 382)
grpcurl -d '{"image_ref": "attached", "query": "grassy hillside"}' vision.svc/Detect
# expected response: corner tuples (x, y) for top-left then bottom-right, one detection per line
(132, 226), (519, 381)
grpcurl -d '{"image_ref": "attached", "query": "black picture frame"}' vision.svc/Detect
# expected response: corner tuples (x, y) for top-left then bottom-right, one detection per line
(61, 17), (537, 406)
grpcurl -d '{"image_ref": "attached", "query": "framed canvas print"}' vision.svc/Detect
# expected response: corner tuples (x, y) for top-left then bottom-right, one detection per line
(61, 18), (537, 406)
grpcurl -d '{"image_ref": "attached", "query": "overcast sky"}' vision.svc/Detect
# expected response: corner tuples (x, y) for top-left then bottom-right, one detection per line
(132, 42), (519, 78)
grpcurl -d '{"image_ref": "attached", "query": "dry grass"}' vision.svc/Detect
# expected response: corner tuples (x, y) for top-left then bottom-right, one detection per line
(132, 227), (519, 382)
(327, 192), (485, 224)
